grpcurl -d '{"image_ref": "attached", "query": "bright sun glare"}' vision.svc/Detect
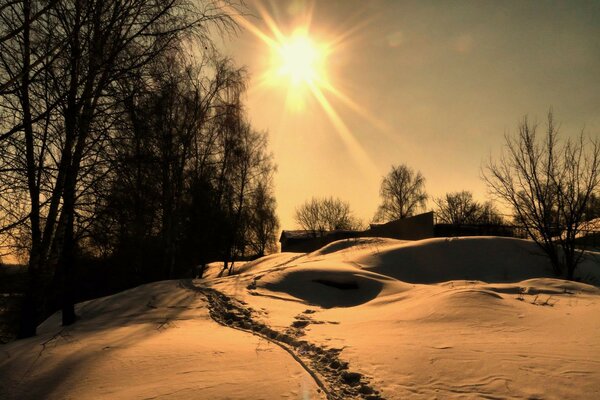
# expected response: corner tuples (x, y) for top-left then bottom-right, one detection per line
(275, 31), (325, 87)
(230, 3), (387, 176)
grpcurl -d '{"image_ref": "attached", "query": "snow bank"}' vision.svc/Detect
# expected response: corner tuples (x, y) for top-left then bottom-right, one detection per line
(0, 281), (323, 400)
(257, 262), (407, 308)
(360, 237), (556, 283)
(210, 236), (600, 399)
(2, 236), (600, 399)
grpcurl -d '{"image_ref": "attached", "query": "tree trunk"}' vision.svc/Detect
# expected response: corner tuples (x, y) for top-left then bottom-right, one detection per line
(58, 138), (79, 326)
(17, 260), (40, 338)
(16, 0), (43, 339)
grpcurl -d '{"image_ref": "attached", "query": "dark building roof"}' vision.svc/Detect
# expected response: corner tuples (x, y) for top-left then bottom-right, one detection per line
(279, 229), (360, 242)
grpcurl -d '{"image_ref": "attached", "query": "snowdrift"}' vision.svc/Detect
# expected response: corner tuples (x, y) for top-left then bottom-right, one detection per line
(2, 236), (599, 399)
(211, 236), (600, 399)
(242, 237), (599, 310)
(0, 281), (322, 400)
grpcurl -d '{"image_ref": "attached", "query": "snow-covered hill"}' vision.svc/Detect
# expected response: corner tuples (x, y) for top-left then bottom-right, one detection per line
(2, 236), (600, 399)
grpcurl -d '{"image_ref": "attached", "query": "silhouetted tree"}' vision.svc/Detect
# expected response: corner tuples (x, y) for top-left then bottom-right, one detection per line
(295, 197), (359, 236)
(85, 52), (278, 279)
(484, 111), (600, 280)
(584, 193), (600, 221)
(246, 182), (280, 257)
(0, 0), (240, 337)
(374, 164), (427, 222)
(434, 191), (503, 225)
(477, 201), (505, 225)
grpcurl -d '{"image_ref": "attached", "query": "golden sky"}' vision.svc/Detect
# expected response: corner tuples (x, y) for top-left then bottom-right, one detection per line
(222, 0), (600, 229)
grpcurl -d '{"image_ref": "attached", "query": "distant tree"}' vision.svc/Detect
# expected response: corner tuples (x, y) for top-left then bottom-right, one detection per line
(374, 164), (427, 222)
(246, 182), (280, 257)
(477, 201), (505, 225)
(434, 191), (478, 224)
(584, 193), (600, 221)
(434, 191), (503, 225)
(294, 197), (359, 236)
(484, 111), (600, 280)
(85, 52), (278, 278)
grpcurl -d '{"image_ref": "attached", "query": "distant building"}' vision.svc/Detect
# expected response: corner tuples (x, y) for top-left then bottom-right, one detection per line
(279, 229), (362, 253)
(368, 211), (435, 240)
(280, 212), (434, 253)
(575, 218), (600, 250)
(279, 211), (522, 253)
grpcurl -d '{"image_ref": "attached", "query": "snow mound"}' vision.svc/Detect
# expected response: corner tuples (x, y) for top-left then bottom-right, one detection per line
(479, 278), (600, 296)
(4, 236), (599, 400)
(309, 237), (403, 257)
(395, 286), (512, 323)
(359, 237), (563, 283)
(236, 252), (302, 275)
(246, 236), (600, 313)
(257, 261), (410, 308)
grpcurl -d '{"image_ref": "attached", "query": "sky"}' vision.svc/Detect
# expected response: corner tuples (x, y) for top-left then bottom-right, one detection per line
(219, 0), (600, 230)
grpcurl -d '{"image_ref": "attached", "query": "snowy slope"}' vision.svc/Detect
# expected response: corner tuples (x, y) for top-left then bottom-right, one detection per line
(210, 237), (600, 399)
(0, 281), (323, 399)
(2, 236), (600, 399)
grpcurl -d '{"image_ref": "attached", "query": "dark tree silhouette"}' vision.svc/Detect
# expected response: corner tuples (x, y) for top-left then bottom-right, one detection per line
(374, 164), (427, 222)
(434, 191), (503, 225)
(246, 182), (280, 257)
(86, 52), (278, 279)
(294, 197), (360, 236)
(584, 193), (600, 221)
(484, 111), (600, 280)
(0, 0), (241, 337)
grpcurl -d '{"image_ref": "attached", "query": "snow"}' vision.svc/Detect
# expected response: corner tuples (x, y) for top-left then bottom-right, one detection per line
(2, 236), (600, 399)
(0, 281), (322, 399)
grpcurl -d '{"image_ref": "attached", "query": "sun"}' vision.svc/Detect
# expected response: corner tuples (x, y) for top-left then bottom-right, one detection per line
(262, 28), (331, 110)
(229, 2), (387, 176)
(274, 30), (326, 87)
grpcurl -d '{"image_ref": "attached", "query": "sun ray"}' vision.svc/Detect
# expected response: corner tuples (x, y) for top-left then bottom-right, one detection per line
(308, 83), (380, 178)
(229, 11), (278, 49)
(235, 2), (385, 176)
(254, 2), (287, 43)
(321, 81), (391, 134)
(328, 14), (378, 49)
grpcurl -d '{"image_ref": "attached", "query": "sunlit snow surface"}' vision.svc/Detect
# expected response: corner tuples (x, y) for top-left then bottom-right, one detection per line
(2, 237), (600, 399)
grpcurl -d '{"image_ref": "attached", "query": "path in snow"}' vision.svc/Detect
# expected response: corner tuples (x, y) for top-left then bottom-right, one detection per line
(183, 280), (384, 400)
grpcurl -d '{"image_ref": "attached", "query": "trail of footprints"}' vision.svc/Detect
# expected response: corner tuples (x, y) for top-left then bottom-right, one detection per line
(198, 285), (383, 400)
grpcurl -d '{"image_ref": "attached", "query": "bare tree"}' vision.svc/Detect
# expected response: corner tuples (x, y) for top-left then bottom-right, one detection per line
(374, 164), (427, 222)
(584, 193), (600, 221)
(246, 182), (279, 257)
(434, 191), (503, 225)
(294, 197), (359, 236)
(85, 51), (278, 279)
(0, 0), (241, 337)
(484, 111), (600, 280)
(478, 201), (505, 225)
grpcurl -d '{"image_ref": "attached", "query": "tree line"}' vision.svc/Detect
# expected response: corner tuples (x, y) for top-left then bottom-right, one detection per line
(294, 112), (599, 281)
(0, 0), (279, 338)
(295, 165), (505, 233)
